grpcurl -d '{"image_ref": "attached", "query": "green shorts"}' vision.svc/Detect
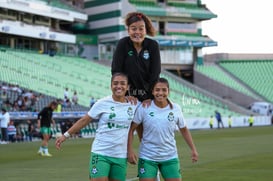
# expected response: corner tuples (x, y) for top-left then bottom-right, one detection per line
(40, 127), (51, 135)
(89, 152), (127, 181)
(138, 158), (181, 179)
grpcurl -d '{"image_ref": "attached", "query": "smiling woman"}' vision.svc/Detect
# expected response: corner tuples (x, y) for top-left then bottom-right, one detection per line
(111, 72), (129, 102)
(111, 12), (161, 102)
(55, 72), (140, 181)
(127, 77), (198, 181)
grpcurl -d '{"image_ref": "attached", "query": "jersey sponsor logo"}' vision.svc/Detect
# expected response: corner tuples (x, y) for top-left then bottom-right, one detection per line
(107, 122), (115, 129)
(109, 112), (116, 119)
(107, 122), (129, 129)
(107, 106), (133, 128)
(128, 50), (133, 56)
(109, 106), (116, 120)
(149, 112), (154, 117)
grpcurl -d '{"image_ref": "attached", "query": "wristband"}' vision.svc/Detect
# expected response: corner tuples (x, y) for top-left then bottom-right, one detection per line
(64, 131), (71, 138)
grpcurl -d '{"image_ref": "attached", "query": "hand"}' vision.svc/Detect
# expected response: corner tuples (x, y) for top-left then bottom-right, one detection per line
(55, 135), (66, 150)
(142, 99), (151, 107)
(127, 151), (138, 165)
(191, 150), (199, 163)
(126, 96), (138, 105)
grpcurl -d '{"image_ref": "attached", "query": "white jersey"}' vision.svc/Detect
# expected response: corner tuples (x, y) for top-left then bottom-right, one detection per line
(88, 96), (140, 158)
(133, 100), (187, 161)
(0, 112), (10, 128)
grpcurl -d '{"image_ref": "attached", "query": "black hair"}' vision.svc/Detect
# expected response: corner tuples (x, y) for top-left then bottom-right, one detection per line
(111, 72), (129, 83)
(152, 77), (173, 109)
(48, 101), (58, 108)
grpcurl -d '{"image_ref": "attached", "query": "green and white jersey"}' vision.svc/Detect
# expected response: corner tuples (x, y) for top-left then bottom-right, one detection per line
(134, 100), (187, 161)
(88, 96), (139, 158)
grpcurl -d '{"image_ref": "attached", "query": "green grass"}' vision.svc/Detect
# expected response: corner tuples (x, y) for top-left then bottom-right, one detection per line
(1, 126), (273, 181)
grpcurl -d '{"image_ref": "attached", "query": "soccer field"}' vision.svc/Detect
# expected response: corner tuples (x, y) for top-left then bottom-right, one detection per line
(0, 126), (272, 181)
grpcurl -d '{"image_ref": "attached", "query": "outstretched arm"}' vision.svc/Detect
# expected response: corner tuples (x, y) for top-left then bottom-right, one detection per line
(179, 127), (198, 163)
(55, 114), (92, 150)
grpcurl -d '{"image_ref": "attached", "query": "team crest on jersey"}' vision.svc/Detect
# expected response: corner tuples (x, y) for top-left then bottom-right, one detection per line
(143, 50), (149, 60)
(127, 107), (133, 117)
(168, 112), (174, 122)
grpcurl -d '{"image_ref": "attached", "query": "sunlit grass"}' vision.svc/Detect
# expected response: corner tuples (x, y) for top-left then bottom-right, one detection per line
(0, 126), (272, 181)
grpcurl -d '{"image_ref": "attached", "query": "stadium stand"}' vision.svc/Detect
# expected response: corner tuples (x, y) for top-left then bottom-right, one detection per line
(196, 64), (259, 99)
(0, 48), (244, 119)
(0, 48), (111, 107)
(219, 60), (273, 103)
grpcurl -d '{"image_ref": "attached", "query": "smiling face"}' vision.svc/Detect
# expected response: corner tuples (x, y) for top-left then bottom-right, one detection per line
(152, 82), (169, 106)
(128, 20), (146, 45)
(111, 74), (129, 101)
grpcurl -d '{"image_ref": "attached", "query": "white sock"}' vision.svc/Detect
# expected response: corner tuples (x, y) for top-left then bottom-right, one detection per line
(44, 147), (49, 154)
(38, 146), (43, 152)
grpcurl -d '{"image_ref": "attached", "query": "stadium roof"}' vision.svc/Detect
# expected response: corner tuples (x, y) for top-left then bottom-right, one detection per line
(156, 35), (217, 47)
(136, 5), (217, 20)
